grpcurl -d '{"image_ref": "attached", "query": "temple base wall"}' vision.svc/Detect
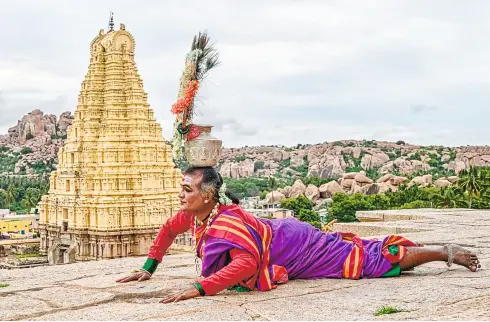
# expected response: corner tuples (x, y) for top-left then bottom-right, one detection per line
(39, 224), (161, 261)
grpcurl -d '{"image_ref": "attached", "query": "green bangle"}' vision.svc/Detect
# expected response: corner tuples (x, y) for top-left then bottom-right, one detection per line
(193, 282), (206, 296)
(142, 258), (159, 275)
(177, 123), (191, 135)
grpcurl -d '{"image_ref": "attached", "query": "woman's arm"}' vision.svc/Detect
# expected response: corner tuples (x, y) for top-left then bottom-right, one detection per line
(160, 248), (258, 303)
(143, 210), (193, 274)
(117, 210), (193, 283)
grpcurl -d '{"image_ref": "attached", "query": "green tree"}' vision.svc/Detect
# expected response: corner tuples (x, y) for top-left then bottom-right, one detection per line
(21, 187), (40, 212)
(365, 168), (381, 181)
(365, 194), (391, 209)
(298, 209), (321, 229)
(280, 195), (314, 216)
(20, 147), (33, 154)
(268, 176), (278, 190)
(232, 156), (247, 163)
(254, 161), (265, 171)
(302, 176), (334, 187)
(399, 200), (432, 209)
(259, 190), (269, 200)
(432, 186), (465, 208)
(328, 193), (369, 222)
(384, 184), (421, 208)
(0, 190), (7, 208)
(267, 176), (278, 204)
(3, 186), (18, 209)
(458, 165), (482, 208)
(418, 187), (440, 207)
(298, 209), (320, 222)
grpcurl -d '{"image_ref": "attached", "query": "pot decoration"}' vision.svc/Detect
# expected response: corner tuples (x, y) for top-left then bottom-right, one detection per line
(184, 125), (222, 167)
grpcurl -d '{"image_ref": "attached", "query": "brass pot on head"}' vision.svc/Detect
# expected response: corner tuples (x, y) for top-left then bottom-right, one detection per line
(184, 125), (222, 167)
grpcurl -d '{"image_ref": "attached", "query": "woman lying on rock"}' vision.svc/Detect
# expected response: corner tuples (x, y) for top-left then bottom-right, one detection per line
(117, 166), (481, 303)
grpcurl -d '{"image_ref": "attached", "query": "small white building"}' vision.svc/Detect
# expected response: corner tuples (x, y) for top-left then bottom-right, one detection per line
(240, 197), (261, 209)
(0, 209), (10, 218)
(261, 202), (280, 209)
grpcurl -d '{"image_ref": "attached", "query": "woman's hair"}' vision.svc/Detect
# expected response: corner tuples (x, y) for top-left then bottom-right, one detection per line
(183, 166), (240, 205)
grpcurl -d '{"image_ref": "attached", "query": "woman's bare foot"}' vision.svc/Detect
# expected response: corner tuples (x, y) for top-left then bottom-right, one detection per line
(445, 244), (481, 272)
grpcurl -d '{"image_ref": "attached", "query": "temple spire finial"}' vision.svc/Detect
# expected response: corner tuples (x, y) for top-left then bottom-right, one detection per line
(108, 11), (114, 31)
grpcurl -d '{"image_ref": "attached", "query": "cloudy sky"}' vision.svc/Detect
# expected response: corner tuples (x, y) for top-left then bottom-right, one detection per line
(1, 0), (490, 148)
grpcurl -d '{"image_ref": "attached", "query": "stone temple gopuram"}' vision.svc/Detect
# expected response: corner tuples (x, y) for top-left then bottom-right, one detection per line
(38, 20), (182, 263)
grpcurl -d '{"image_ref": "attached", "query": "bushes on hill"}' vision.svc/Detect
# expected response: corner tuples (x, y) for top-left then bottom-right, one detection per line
(30, 159), (56, 175)
(302, 176), (335, 187)
(224, 177), (270, 199)
(254, 161), (265, 171)
(276, 168), (490, 225)
(279, 159), (291, 169)
(407, 152), (421, 161)
(20, 147), (33, 154)
(0, 153), (21, 173)
(290, 156), (309, 177)
(232, 155), (248, 163)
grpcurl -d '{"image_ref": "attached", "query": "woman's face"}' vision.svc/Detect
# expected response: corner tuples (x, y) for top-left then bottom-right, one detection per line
(178, 174), (209, 213)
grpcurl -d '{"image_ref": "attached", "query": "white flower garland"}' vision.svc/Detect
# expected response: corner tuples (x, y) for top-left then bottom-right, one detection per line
(218, 183), (232, 205)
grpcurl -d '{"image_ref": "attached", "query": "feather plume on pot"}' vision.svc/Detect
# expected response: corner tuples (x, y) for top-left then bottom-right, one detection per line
(170, 31), (222, 166)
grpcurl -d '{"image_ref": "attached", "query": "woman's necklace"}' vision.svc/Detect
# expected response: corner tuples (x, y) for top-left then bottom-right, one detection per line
(193, 203), (220, 276)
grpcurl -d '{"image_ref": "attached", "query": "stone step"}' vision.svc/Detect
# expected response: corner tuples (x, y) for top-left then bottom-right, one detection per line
(356, 210), (432, 222)
(333, 222), (428, 238)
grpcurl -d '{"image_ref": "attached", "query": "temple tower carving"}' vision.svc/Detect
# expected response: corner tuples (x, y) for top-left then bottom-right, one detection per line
(38, 22), (181, 261)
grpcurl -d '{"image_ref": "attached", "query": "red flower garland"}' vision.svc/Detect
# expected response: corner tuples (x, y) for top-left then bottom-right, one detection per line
(171, 80), (200, 114)
(186, 124), (201, 141)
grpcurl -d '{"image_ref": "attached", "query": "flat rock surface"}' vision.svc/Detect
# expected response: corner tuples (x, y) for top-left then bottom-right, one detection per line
(1, 209), (489, 321)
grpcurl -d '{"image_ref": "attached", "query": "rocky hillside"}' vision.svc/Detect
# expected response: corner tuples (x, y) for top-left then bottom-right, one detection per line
(219, 141), (490, 207)
(0, 109), (73, 176)
(220, 142), (490, 179)
(1, 109), (490, 184)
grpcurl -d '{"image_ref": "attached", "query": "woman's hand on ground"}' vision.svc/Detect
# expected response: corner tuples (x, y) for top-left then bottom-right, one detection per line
(116, 270), (151, 283)
(160, 286), (201, 304)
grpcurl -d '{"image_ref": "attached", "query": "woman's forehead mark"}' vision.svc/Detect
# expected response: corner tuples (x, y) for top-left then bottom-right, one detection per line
(182, 176), (193, 186)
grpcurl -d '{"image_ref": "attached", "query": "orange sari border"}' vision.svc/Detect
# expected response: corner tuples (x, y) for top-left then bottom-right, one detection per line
(340, 232), (417, 279)
(199, 206), (275, 291)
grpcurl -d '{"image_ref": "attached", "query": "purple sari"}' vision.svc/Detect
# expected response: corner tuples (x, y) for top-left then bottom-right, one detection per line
(201, 213), (397, 286)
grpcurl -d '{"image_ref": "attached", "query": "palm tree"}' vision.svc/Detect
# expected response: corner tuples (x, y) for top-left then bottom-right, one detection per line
(432, 186), (466, 208)
(267, 176), (278, 208)
(39, 179), (50, 196)
(458, 165), (482, 209)
(21, 188), (40, 212)
(478, 167), (490, 194)
(419, 187), (440, 208)
(0, 190), (6, 208)
(3, 186), (18, 209)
